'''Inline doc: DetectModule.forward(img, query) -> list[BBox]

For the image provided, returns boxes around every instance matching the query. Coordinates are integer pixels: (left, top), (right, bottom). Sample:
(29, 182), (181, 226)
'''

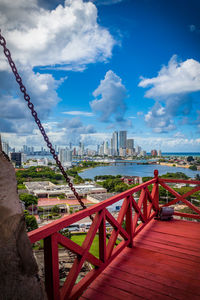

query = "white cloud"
(90, 70), (128, 124)
(62, 110), (94, 116)
(139, 55), (200, 97)
(130, 135), (200, 152)
(0, 66), (64, 133)
(0, 0), (116, 136)
(0, 0), (115, 71)
(56, 117), (96, 144)
(144, 102), (176, 133)
(173, 132), (186, 138)
(80, 132), (111, 147)
(139, 55), (200, 133)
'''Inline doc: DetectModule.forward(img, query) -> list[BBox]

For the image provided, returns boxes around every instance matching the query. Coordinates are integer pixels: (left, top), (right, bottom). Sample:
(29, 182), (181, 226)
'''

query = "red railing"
(28, 170), (200, 300)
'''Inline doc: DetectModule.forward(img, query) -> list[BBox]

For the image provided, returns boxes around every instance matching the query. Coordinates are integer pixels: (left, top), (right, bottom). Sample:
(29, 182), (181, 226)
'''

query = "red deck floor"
(80, 219), (200, 300)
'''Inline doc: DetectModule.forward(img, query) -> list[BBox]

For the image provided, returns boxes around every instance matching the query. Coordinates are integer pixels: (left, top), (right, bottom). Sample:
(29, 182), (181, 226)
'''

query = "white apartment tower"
(111, 131), (118, 156)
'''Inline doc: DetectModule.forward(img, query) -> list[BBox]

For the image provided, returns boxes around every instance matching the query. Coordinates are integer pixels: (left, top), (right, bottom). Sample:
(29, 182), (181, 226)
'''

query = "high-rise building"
(135, 145), (142, 154)
(103, 141), (109, 155)
(10, 152), (22, 167)
(151, 149), (158, 157)
(127, 139), (134, 150)
(59, 148), (66, 164)
(72, 147), (76, 156)
(112, 131), (118, 156)
(119, 147), (126, 157)
(59, 148), (72, 164)
(99, 144), (104, 156)
(66, 149), (72, 162)
(119, 131), (127, 149)
(2, 141), (9, 155)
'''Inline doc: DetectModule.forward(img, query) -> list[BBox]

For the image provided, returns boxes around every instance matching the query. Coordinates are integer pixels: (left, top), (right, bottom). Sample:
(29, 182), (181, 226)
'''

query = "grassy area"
(71, 233), (121, 258)
(71, 234), (100, 258)
(33, 232), (121, 256)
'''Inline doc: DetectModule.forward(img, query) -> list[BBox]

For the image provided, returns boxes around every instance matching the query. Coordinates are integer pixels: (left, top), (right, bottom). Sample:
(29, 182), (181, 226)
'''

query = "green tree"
(161, 172), (189, 180)
(51, 205), (59, 214)
(187, 156), (194, 162)
(189, 165), (197, 171)
(24, 211), (38, 232)
(114, 183), (128, 193)
(19, 194), (38, 208)
(60, 228), (71, 239)
(142, 177), (153, 183)
(195, 174), (200, 180)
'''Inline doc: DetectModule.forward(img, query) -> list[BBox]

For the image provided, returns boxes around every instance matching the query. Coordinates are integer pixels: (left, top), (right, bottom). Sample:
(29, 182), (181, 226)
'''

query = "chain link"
(0, 30), (92, 217)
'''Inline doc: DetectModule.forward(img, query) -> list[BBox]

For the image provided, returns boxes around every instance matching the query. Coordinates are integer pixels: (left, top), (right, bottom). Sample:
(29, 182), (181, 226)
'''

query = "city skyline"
(0, 0), (200, 152)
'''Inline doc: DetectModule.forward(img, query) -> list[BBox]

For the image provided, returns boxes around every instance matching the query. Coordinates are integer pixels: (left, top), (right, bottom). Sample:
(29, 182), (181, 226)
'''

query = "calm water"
(80, 163), (200, 179)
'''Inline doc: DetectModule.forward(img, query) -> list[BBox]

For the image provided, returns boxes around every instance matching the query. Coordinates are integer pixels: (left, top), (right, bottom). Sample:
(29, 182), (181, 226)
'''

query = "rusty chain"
(0, 30), (92, 216)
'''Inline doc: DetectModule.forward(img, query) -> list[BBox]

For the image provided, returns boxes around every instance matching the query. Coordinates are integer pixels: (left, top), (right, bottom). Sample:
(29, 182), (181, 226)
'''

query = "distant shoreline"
(159, 162), (191, 169)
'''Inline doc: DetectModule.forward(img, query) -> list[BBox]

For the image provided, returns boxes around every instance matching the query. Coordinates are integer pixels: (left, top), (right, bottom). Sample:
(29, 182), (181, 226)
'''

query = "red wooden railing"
(28, 170), (200, 300)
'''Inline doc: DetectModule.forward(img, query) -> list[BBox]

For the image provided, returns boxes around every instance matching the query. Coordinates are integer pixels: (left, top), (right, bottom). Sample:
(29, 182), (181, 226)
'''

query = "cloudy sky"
(0, 0), (200, 152)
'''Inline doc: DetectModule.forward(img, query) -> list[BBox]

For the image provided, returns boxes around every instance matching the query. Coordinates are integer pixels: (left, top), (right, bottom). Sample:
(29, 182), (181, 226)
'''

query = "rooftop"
(38, 198), (93, 207)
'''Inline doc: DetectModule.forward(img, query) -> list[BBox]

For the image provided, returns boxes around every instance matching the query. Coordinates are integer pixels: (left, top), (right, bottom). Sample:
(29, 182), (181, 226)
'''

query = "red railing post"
(152, 170), (159, 212)
(126, 196), (133, 248)
(99, 209), (106, 262)
(44, 234), (60, 300)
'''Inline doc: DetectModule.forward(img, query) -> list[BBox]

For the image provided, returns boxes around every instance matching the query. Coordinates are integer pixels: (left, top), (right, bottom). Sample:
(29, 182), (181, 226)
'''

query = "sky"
(0, 0), (200, 152)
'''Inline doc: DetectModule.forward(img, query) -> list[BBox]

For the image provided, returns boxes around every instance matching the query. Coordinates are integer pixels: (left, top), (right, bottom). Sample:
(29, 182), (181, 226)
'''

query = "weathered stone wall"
(0, 151), (46, 300)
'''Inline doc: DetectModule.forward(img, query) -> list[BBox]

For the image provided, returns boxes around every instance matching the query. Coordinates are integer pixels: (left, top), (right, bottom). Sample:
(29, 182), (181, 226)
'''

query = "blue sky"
(0, 0), (200, 151)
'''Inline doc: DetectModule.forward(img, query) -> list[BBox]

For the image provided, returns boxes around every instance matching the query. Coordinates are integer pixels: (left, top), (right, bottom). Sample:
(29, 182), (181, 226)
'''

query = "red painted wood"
(104, 266), (199, 300)
(106, 209), (129, 259)
(125, 196), (133, 247)
(88, 273), (172, 300)
(80, 287), (115, 300)
(146, 187), (158, 211)
(134, 230), (200, 253)
(159, 181), (200, 211)
(81, 218), (200, 299)
(61, 211), (104, 298)
(159, 178), (200, 185)
(44, 234), (60, 300)
(28, 178), (157, 243)
(147, 202), (153, 218)
(69, 240), (130, 300)
(26, 173), (200, 299)
(107, 262), (200, 298)
(99, 209), (106, 262)
(131, 195), (146, 223)
(143, 188), (147, 220)
(126, 246), (200, 277)
(55, 232), (101, 267)
(134, 211), (156, 237)
(151, 181), (159, 210)
(174, 211), (200, 219)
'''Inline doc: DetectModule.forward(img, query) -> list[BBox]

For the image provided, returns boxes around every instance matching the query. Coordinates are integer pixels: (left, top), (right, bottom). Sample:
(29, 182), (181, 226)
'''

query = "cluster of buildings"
(23, 181), (109, 216)
(97, 131), (147, 157)
(0, 132), (163, 168)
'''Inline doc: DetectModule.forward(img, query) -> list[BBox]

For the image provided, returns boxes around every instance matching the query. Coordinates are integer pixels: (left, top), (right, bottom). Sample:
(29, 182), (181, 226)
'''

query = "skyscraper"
(127, 139), (134, 150)
(119, 131), (127, 149)
(10, 152), (22, 167)
(111, 131), (118, 156)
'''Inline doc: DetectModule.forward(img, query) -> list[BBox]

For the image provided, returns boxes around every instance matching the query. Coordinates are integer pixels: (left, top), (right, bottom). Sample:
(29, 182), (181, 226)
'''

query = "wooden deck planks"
(81, 219), (200, 299)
